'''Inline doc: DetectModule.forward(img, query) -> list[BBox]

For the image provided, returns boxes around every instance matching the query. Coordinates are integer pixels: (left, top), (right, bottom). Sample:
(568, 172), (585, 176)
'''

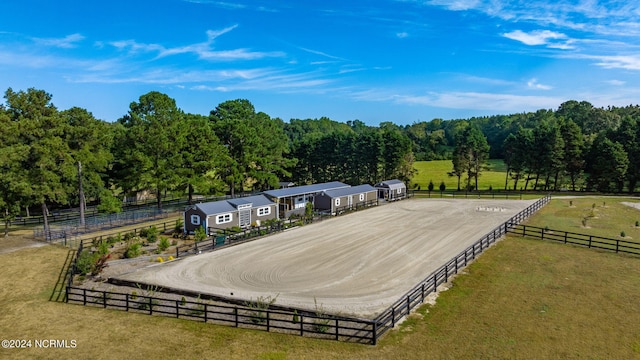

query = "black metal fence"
(507, 224), (640, 256)
(64, 194), (551, 345)
(416, 190), (524, 199)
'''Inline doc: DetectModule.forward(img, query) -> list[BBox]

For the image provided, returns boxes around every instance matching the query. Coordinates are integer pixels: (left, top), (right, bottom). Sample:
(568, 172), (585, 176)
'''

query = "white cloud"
(606, 79), (626, 86)
(589, 54), (640, 71)
(110, 26), (285, 61)
(33, 33), (85, 48)
(396, 32), (409, 38)
(527, 78), (552, 90)
(502, 30), (572, 48)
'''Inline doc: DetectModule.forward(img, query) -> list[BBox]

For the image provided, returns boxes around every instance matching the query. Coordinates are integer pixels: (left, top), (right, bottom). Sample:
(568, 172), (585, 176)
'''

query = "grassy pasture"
(412, 159), (508, 191)
(1, 198), (640, 359)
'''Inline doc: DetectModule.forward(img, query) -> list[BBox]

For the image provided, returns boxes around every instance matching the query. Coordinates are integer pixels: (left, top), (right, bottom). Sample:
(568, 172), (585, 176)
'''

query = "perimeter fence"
(507, 224), (640, 256)
(64, 194), (551, 345)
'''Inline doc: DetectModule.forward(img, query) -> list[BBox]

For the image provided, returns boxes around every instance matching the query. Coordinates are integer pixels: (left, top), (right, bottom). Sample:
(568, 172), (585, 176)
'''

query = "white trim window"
(397, 188), (403, 194)
(216, 213), (232, 224)
(190, 214), (201, 225)
(257, 206), (271, 216)
(335, 198), (341, 206)
(359, 193), (365, 202)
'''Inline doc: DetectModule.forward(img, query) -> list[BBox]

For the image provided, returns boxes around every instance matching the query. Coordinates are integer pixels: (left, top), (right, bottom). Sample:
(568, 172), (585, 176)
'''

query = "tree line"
(0, 88), (414, 235)
(405, 100), (640, 193)
(3, 87), (640, 236)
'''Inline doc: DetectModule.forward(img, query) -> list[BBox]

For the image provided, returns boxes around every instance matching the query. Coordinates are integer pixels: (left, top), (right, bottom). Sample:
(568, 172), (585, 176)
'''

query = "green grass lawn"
(412, 159), (508, 191)
(523, 197), (640, 241)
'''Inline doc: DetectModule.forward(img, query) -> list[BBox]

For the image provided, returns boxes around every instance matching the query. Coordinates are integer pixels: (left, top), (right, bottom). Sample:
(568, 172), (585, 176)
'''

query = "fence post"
(103, 291), (107, 308)
(391, 307), (395, 327)
(541, 227), (544, 240)
(372, 321), (377, 345)
(522, 225), (526, 237)
(564, 232), (568, 244)
(335, 319), (339, 340)
(149, 297), (153, 315)
(266, 311), (270, 331)
(176, 301), (180, 318)
(83, 288), (87, 305)
(234, 308), (238, 327)
(126, 293), (129, 311)
(300, 314), (304, 336)
(616, 240), (619, 253)
(445, 264), (448, 283)
(588, 236), (592, 248)
(407, 295), (411, 314)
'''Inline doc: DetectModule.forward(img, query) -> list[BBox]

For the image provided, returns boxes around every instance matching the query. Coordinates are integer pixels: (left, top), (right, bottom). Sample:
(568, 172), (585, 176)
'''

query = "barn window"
(216, 213), (232, 224)
(397, 188), (402, 194)
(335, 198), (340, 206)
(190, 214), (200, 225)
(359, 193), (365, 202)
(257, 207), (271, 216)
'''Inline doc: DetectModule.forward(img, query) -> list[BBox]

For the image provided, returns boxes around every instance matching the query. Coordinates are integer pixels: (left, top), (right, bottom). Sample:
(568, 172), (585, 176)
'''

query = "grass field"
(1, 198), (640, 359)
(412, 159), (508, 191)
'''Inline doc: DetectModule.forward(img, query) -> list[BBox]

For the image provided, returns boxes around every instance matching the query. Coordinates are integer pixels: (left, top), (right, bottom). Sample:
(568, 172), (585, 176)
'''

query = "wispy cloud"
(299, 47), (347, 61)
(351, 87), (563, 112)
(527, 78), (552, 90)
(606, 79), (626, 86)
(502, 30), (573, 49)
(33, 33), (85, 48)
(110, 26), (285, 61)
(396, 32), (409, 38)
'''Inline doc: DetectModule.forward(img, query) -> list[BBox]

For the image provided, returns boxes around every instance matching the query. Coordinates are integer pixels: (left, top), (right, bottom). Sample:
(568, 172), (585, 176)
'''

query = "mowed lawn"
(413, 159), (508, 191)
(1, 201), (640, 359)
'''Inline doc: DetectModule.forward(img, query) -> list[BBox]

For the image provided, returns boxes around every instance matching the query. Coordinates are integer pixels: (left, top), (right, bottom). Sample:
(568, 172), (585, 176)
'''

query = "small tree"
(194, 226), (207, 242)
(428, 180), (434, 197)
(439, 181), (446, 196)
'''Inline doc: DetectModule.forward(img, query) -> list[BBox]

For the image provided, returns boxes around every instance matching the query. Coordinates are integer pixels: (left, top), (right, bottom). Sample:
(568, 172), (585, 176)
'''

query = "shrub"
(180, 296), (187, 306)
(124, 242), (142, 259)
(138, 228), (149, 238)
(157, 236), (170, 252)
(168, 256), (174, 261)
(123, 232), (136, 241)
(313, 298), (330, 333)
(146, 226), (159, 243)
(636, 221), (639, 227)
(194, 226), (207, 242)
(75, 250), (95, 275)
(621, 231), (626, 238)
(174, 219), (183, 233)
(156, 257), (164, 263)
(245, 294), (278, 324)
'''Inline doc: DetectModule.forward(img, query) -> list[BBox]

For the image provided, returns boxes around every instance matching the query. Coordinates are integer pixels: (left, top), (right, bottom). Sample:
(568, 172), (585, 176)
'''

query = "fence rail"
(65, 286), (377, 344)
(507, 224), (640, 256)
(64, 194), (551, 345)
(371, 194), (551, 341)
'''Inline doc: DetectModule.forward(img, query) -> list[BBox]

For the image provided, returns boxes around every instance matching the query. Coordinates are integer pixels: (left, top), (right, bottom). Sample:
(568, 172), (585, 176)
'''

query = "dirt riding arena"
(115, 198), (536, 318)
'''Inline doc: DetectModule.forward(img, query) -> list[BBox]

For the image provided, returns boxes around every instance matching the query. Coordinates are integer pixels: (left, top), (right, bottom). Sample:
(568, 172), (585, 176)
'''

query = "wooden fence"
(65, 194), (551, 345)
(65, 286), (377, 344)
(507, 224), (640, 256)
(371, 194), (551, 341)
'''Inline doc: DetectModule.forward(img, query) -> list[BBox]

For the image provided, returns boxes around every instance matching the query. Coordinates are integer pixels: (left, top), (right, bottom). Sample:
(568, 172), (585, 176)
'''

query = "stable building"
(375, 179), (407, 201)
(263, 181), (350, 219)
(183, 194), (277, 235)
(315, 184), (378, 215)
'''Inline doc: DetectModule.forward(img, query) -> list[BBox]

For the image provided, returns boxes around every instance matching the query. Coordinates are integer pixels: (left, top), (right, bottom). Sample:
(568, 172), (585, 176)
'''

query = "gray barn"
(183, 194), (277, 235)
(375, 179), (407, 201)
(263, 181), (350, 218)
(315, 184), (378, 215)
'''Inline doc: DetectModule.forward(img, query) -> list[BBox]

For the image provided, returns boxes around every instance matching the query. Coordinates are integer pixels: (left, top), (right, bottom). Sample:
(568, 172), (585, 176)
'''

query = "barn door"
(239, 209), (251, 228)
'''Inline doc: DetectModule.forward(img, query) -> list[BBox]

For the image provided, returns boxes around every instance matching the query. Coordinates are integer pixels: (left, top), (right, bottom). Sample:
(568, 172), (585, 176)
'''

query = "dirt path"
(115, 198), (536, 318)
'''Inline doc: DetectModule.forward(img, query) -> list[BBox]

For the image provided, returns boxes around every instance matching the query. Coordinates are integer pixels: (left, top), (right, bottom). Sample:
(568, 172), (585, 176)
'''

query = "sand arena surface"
(116, 198), (537, 318)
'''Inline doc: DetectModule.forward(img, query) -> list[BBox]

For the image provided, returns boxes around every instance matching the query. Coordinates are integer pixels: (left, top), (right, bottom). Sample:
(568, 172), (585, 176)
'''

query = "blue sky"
(1, 1), (639, 125)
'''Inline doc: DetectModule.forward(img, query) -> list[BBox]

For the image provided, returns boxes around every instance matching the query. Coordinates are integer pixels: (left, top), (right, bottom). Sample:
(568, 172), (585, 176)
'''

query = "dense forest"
(2, 87), (640, 232)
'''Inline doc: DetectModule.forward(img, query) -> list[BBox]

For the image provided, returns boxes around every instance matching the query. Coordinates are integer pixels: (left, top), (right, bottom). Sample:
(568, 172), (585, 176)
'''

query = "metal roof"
(195, 194), (274, 215)
(321, 184), (376, 198)
(263, 181), (350, 198)
(375, 179), (406, 190)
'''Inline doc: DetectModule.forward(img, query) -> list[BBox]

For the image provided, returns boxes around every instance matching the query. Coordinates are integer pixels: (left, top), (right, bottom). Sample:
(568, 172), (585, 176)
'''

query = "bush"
(194, 226), (207, 242)
(138, 228), (149, 238)
(124, 242), (142, 258)
(157, 236), (170, 252)
(75, 250), (95, 275)
(174, 219), (183, 233)
(621, 231), (626, 238)
(146, 226), (159, 243)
